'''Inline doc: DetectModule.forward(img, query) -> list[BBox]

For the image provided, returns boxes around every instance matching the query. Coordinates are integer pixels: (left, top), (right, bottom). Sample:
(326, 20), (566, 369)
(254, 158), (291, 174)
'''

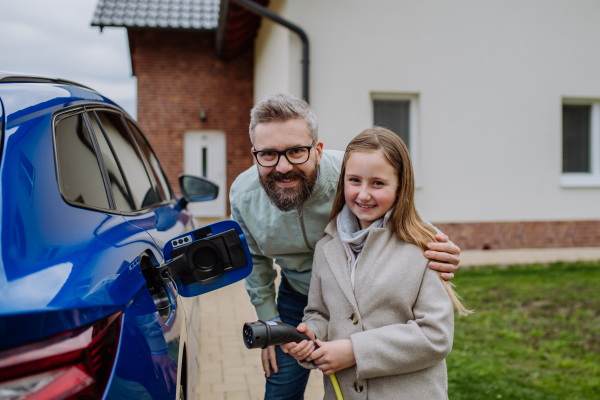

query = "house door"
(184, 131), (226, 217)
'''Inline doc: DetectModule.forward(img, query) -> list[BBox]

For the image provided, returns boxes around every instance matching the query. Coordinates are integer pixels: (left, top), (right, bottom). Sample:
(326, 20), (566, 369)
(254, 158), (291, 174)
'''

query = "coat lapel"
(323, 237), (359, 311)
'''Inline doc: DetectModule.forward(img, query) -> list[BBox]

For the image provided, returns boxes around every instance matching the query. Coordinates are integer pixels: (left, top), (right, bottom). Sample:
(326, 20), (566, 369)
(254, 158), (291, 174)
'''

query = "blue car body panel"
(123, 205), (188, 260)
(0, 80), (251, 400)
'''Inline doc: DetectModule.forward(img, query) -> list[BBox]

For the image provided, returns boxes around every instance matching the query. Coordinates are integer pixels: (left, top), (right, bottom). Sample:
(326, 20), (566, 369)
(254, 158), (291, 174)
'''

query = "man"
(230, 94), (460, 399)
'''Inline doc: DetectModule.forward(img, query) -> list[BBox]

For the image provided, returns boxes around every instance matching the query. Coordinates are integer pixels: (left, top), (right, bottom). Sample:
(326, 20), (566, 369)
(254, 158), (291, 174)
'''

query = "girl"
(282, 127), (470, 399)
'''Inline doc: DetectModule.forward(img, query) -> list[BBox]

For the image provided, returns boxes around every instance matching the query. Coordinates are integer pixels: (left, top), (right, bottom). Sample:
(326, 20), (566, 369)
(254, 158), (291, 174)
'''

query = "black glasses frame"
(252, 139), (317, 167)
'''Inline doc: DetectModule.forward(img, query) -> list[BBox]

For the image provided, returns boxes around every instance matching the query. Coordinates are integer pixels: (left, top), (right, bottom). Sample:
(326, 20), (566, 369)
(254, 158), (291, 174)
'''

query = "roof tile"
(91, 0), (220, 30)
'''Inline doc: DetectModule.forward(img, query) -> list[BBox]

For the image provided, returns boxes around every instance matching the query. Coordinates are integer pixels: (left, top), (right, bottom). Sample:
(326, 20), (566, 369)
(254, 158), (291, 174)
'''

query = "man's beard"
(259, 160), (319, 212)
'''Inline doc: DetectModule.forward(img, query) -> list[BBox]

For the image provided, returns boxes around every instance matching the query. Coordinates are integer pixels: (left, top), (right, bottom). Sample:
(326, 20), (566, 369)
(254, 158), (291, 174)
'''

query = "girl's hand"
(310, 339), (356, 375)
(280, 339), (315, 361)
(280, 323), (317, 361)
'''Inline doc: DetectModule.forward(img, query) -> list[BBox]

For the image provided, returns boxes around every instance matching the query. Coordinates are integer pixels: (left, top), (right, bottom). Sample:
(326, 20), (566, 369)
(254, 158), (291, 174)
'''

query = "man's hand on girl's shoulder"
(425, 233), (460, 281)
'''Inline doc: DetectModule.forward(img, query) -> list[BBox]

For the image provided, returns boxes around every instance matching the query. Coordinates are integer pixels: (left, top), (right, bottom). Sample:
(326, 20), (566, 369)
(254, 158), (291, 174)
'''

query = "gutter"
(216, 0), (310, 103)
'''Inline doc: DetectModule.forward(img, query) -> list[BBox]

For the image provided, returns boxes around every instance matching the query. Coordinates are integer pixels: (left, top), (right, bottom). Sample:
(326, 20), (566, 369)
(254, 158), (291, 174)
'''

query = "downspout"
(217, 0), (310, 103)
(215, 0), (231, 59)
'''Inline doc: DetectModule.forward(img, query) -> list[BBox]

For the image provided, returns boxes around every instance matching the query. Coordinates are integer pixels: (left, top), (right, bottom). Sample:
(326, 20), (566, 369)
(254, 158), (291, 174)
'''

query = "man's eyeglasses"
(252, 139), (317, 168)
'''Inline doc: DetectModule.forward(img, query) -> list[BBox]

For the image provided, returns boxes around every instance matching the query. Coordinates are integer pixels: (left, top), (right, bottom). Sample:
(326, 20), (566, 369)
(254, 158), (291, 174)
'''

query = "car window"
(87, 112), (134, 212)
(126, 120), (172, 202)
(95, 111), (158, 209)
(55, 113), (110, 209)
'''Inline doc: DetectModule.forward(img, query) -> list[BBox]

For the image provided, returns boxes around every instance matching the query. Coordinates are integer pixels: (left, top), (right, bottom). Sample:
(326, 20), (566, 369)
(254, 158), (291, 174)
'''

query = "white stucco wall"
(254, 0), (600, 223)
(254, 0), (289, 103)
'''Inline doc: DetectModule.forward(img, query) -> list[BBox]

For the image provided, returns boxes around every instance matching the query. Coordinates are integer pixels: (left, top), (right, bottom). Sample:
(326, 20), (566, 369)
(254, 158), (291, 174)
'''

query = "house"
(91, 0), (600, 250)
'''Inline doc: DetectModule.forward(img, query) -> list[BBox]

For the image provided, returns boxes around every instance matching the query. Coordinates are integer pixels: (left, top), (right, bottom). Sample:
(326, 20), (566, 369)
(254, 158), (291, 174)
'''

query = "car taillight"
(0, 312), (122, 400)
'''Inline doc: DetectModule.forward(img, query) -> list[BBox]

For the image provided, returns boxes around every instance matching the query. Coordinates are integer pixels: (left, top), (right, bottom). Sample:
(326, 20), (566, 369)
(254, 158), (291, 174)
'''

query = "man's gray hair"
(249, 93), (318, 145)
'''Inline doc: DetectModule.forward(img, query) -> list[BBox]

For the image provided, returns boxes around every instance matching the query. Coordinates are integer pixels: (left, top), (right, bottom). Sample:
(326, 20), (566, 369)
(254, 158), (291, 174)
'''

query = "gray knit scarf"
(337, 204), (384, 288)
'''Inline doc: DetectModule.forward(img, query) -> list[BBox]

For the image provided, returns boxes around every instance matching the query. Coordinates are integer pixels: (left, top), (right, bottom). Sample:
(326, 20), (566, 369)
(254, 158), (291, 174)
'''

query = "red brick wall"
(128, 29), (255, 213)
(435, 220), (600, 250)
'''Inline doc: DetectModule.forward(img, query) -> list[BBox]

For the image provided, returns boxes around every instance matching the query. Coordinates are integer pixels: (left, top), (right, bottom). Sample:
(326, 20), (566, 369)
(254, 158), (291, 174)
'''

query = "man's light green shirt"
(229, 150), (344, 321)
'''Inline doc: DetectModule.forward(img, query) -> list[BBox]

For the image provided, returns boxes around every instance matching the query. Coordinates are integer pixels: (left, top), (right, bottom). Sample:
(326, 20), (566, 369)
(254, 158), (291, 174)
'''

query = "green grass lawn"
(447, 260), (600, 400)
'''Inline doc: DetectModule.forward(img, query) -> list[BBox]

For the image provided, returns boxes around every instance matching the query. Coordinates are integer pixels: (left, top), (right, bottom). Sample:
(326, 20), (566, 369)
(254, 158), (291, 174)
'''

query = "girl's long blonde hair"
(329, 127), (472, 316)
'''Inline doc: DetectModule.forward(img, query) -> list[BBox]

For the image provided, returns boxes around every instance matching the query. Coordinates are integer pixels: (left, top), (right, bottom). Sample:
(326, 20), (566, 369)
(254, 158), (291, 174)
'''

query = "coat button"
(354, 380), (363, 392)
(349, 313), (359, 324)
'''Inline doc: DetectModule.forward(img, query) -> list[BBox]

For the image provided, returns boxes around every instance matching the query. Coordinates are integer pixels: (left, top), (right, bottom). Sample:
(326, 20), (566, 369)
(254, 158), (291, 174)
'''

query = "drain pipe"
(229, 0), (310, 103)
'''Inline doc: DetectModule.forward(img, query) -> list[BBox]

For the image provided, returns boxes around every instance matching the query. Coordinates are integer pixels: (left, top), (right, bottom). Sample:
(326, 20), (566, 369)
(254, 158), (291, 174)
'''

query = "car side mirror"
(178, 174), (219, 208)
(149, 220), (253, 297)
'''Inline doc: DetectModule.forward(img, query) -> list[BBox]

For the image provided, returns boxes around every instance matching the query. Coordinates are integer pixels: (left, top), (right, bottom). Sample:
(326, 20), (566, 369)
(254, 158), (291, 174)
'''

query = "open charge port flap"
(155, 220), (253, 297)
(164, 229), (248, 286)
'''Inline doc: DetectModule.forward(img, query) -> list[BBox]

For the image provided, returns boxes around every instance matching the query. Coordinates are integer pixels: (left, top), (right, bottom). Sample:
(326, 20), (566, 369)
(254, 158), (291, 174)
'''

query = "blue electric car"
(0, 73), (252, 400)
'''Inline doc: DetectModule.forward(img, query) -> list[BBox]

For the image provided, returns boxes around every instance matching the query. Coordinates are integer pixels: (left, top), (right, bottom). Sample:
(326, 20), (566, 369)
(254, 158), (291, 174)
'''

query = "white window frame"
(371, 93), (421, 188)
(561, 99), (600, 188)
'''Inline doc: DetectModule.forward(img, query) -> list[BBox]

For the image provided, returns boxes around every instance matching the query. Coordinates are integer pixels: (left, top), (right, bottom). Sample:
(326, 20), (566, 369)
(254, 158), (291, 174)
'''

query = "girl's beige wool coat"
(300, 214), (454, 400)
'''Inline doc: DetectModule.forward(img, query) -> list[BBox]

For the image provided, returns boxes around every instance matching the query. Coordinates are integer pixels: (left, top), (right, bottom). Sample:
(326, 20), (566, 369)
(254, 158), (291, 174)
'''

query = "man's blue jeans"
(264, 275), (311, 400)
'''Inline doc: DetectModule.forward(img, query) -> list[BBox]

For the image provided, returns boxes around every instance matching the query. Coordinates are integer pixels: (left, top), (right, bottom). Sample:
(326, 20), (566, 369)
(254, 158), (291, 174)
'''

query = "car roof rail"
(0, 72), (97, 92)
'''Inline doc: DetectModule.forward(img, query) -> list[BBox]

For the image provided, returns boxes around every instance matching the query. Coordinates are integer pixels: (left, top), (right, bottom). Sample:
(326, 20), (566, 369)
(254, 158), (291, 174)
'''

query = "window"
(94, 111), (158, 209)
(55, 113), (110, 209)
(125, 120), (172, 202)
(373, 99), (411, 149)
(372, 94), (420, 185)
(561, 100), (600, 187)
(87, 112), (134, 211)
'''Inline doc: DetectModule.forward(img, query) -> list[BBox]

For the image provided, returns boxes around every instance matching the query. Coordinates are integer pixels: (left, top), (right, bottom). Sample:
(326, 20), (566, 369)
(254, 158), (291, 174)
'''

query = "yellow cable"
(329, 373), (344, 400)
